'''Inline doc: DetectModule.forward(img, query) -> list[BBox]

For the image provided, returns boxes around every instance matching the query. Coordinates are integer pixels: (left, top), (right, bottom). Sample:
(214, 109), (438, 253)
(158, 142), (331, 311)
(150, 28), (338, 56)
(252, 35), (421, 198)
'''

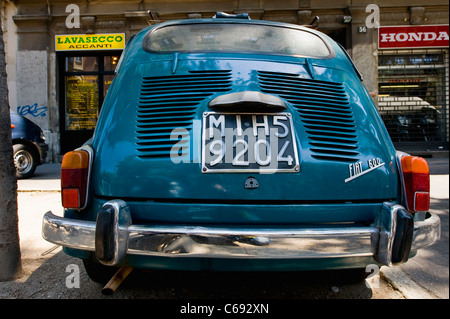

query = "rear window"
(143, 23), (332, 58)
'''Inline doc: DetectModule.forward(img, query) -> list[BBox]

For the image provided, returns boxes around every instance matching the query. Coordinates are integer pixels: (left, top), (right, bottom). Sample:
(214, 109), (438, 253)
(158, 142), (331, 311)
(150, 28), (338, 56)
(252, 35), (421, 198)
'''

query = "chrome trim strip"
(94, 200), (132, 266)
(73, 144), (94, 211)
(373, 202), (401, 266)
(411, 212), (441, 251)
(42, 212), (96, 251)
(208, 91), (287, 110)
(126, 224), (377, 259)
(42, 201), (441, 267)
(43, 211), (375, 260)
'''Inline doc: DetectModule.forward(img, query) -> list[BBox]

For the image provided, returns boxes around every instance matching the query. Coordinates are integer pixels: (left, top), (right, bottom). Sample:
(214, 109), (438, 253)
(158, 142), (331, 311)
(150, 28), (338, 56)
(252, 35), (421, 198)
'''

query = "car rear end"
(42, 18), (440, 276)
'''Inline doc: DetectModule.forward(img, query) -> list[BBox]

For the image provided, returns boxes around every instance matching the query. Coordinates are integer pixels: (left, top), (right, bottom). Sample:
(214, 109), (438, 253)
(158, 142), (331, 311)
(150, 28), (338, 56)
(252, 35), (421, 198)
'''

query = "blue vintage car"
(43, 14), (440, 283)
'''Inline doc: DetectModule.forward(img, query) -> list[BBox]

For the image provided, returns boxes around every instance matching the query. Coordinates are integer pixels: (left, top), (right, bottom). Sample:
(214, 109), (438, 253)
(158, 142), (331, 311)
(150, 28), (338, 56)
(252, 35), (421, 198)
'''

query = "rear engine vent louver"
(136, 70), (232, 159)
(258, 71), (359, 162)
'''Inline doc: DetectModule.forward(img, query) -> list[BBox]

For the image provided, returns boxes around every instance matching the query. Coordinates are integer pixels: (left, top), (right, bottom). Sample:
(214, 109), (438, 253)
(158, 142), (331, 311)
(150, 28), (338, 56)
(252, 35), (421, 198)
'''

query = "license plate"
(202, 112), (299, 173)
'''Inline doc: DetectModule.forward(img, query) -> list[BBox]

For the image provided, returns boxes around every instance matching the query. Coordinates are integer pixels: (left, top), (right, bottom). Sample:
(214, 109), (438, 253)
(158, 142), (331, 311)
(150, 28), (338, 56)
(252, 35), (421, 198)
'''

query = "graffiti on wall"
(17, 103), (48, 117)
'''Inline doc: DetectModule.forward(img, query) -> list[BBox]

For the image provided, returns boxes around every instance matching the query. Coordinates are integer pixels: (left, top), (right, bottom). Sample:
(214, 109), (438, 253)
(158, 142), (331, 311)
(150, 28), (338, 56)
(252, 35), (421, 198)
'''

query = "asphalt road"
(1, 158), (448, 302)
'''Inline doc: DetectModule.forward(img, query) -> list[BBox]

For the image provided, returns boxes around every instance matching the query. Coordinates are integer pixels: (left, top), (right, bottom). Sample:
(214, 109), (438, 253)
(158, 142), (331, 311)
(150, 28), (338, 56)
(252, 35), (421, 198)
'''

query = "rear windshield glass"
(144, 23), (331, 58)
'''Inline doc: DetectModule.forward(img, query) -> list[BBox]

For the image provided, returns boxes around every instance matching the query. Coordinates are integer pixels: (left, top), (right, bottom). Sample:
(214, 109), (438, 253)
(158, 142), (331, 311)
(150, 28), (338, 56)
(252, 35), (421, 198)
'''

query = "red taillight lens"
(61, 150), (90, 209)
(400, 156), (430, 212)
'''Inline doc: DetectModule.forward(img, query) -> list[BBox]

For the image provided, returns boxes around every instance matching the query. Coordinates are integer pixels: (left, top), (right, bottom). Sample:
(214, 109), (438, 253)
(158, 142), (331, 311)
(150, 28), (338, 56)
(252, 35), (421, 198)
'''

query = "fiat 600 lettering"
(42, 13), (440, 283)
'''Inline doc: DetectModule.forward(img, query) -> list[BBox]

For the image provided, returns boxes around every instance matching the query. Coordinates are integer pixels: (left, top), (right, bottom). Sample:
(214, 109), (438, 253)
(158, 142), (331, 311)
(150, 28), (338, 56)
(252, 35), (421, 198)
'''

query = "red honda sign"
(378, 25), (449, 49)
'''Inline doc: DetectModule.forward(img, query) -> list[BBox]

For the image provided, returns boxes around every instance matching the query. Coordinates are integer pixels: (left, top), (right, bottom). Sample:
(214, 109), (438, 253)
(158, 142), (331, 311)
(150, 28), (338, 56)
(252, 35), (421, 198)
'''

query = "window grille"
(378, 49), (448, 145)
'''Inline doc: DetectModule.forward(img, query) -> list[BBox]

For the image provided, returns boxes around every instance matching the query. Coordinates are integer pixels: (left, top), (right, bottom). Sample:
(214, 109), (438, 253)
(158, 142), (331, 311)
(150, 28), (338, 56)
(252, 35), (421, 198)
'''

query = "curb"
(380, 266), (438, 299)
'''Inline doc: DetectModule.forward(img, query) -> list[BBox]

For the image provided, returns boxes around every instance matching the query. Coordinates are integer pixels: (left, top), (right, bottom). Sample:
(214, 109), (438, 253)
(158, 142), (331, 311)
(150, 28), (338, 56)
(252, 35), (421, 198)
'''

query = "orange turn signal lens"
(400, 156), (429, 174)
(62, 150), (89, 169)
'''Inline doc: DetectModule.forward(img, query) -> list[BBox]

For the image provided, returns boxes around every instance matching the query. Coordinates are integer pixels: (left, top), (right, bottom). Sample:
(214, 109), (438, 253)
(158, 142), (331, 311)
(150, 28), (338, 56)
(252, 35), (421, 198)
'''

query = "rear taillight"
(61, 148), (92, 209)
(399, 155), (430, 212)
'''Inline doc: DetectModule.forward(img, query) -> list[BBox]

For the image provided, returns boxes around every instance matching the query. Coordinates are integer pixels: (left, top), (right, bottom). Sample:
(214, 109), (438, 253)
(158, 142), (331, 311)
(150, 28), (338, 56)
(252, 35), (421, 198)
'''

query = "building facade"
(2, 0), (448, 162)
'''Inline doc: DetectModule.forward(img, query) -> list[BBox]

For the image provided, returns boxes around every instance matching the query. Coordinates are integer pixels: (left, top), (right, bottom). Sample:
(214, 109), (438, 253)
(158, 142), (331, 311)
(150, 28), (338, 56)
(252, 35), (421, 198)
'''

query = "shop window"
(378, 49), (448, 144)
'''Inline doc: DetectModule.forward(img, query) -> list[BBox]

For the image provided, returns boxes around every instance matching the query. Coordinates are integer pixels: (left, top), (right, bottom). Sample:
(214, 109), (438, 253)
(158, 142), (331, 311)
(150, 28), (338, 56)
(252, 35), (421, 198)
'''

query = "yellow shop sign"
(55, 34), (125, 51)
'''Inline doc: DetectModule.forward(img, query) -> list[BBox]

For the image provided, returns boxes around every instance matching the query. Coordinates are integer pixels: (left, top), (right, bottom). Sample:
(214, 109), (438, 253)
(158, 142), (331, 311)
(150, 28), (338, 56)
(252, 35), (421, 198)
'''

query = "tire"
(13, 144), (37, 179)
(82, 258), (119, 284)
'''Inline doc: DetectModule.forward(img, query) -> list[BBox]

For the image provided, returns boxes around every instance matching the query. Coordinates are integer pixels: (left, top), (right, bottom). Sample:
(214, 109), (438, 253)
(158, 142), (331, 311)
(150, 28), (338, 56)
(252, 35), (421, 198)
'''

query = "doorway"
(58, 51), (121, 154)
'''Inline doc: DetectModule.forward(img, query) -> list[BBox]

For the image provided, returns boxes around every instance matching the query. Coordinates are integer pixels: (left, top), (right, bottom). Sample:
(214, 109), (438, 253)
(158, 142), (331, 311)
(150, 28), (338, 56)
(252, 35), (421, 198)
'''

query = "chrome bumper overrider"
(42, 200), (441, 267)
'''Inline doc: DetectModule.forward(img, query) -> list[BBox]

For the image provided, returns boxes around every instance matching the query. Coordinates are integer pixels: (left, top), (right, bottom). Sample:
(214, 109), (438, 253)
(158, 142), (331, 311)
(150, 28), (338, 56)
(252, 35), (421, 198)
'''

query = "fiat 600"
(43, 13), (440, 283)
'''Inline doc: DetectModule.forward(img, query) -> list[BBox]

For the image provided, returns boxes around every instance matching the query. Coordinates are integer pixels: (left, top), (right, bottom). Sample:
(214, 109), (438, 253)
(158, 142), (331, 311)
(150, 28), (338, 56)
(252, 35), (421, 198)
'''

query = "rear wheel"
(13, 144), (37, 179)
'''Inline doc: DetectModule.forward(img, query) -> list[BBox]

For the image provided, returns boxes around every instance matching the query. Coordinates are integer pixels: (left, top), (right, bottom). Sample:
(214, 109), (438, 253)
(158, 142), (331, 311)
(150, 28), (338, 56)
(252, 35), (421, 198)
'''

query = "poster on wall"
(378, 25), (449, 49)
(65, 75), (99, 130)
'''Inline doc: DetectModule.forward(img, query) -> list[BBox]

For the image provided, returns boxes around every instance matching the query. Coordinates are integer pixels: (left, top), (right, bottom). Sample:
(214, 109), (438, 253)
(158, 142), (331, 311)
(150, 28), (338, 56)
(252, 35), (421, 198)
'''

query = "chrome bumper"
(42, 200), (440, 267)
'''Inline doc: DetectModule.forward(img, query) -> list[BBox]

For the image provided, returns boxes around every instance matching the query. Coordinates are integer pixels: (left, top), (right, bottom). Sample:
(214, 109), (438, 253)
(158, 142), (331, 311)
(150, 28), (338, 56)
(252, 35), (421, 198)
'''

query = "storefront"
(54, 34), (124, 153)
(3, 1), (448, 162)
(377, 25), (449, 149)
